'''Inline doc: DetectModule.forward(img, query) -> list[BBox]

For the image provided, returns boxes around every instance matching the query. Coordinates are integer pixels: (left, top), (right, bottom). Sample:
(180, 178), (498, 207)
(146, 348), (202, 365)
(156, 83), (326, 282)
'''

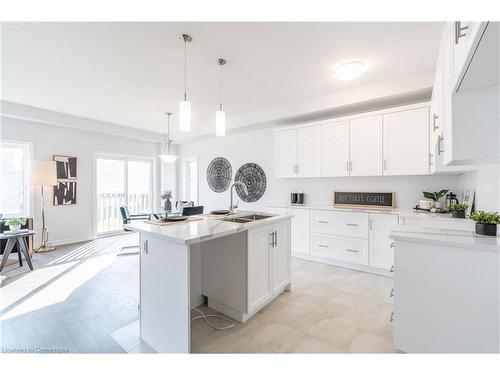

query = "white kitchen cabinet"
(311, 210), (368, 238)
(297, 126), (321, 177)
(247, 221), (290, 314)
(452, 21), (481, 88)
(275, 129), (297, 178)
(369, 213), (398, 271)
(349, 115), (383, 176)
(271, 220), (291, 294)
(311, 233), (368, 265)
(289, 207), (310, 255)
(321, 120), (350, 176)
(401, 216), (474, 231)
(247, 225), (273, 312)
(383, 108), (429, 176)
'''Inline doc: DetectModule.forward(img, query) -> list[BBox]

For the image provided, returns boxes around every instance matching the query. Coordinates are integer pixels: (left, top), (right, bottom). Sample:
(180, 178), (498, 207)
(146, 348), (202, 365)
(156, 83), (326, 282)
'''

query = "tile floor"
(1, 234), (397, 354)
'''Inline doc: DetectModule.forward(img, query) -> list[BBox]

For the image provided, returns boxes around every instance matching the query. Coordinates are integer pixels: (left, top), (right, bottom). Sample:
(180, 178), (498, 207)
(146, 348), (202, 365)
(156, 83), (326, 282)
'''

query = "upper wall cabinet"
(275, 103), (430, 178)
(322, 120), (350, 177)
(350, 115), (383, 176)
(383, 108), (429, 176)
(275, 126), (321, 178)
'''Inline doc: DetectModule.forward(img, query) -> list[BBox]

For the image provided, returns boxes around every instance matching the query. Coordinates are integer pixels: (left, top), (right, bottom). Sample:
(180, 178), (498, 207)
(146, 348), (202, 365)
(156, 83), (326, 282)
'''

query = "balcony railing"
(96, 193), (151, 233)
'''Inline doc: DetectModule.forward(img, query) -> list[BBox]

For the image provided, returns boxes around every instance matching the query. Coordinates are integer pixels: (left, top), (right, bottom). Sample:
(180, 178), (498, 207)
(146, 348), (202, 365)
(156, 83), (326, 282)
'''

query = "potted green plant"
(470, 211), (500, 236)
(448, 203), (468, 218)
(5, 217), (27, 232)
(423, 189), (449, 209)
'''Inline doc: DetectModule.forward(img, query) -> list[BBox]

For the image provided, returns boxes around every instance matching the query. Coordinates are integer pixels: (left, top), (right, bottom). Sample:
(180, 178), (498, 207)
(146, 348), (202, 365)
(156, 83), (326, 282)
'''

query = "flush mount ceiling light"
(215, 58), (227, 137)
(179, 34), (192, 132)
(158, 112), (178, 163)
(333, 60), (366, 80)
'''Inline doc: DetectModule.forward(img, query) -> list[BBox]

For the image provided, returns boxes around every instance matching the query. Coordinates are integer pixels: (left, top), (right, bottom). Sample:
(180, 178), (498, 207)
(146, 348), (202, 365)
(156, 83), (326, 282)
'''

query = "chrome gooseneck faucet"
(229, 181), (248, 214)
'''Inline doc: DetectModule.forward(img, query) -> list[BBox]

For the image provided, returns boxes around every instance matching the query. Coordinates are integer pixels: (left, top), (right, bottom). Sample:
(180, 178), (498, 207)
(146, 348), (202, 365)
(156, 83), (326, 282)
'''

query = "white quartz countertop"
(389, 224), (500, 252)
(269, 203), (474, 222)
(124, 211), (293, 245)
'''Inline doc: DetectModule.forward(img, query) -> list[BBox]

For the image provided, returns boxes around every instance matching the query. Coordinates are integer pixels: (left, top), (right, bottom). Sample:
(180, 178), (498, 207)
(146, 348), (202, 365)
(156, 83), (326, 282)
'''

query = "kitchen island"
(125, 212), (292, 353)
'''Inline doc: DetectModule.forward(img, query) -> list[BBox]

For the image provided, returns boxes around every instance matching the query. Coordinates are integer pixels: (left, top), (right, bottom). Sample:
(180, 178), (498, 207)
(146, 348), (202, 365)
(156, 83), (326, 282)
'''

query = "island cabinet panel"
(247, 225), (273, 313)
(271, 220), (291, 295)
(139, 233), (190, 353)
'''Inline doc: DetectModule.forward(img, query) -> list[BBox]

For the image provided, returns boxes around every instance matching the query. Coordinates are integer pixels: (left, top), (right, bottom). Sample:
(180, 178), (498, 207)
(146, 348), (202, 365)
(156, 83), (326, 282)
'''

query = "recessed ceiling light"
(333, 60), (366, 80)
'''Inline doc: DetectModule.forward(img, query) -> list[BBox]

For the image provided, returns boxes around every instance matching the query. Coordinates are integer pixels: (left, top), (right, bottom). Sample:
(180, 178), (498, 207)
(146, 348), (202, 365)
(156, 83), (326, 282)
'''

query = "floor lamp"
(32, 160), (57, 253)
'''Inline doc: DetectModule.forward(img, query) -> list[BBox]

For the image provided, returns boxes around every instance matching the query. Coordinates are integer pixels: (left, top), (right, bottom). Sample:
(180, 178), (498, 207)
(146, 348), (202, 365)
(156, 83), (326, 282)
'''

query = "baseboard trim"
(33, 235), (93, 249)
(292, 252), (392, 277)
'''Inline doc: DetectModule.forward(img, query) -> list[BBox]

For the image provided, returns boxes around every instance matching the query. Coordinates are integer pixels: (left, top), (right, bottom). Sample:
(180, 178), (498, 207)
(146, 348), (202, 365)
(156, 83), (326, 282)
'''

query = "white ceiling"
(1, 22), (442, 141)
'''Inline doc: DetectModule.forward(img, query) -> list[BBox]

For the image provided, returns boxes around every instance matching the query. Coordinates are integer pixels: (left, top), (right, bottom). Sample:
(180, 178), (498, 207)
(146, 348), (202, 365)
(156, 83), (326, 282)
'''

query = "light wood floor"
(1, 234), (396, 353)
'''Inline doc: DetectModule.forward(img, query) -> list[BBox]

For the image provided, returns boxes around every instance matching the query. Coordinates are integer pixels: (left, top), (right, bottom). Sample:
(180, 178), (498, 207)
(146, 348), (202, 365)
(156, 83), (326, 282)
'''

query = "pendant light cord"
(184, 39), (187, 101)
(219, 63), (223, 111)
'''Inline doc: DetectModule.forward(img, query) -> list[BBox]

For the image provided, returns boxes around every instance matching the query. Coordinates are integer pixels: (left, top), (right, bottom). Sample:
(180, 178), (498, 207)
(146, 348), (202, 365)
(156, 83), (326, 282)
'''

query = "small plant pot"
(475, 223), (497, 236)
(9, 224), (21, 232)
(452, 211), (466, 218)
(433, 201), (441, 209)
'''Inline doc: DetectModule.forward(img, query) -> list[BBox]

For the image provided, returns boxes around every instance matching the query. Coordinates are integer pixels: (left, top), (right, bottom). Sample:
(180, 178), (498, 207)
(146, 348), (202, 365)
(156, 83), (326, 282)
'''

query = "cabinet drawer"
(312, 234), (368, 265)
(311, 210), (368, 238)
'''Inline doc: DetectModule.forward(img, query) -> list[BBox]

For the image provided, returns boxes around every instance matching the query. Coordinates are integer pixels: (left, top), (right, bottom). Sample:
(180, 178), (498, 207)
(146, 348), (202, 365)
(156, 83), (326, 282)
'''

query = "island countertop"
(389, 224), (500, 252)
(124, 211), (293, 245)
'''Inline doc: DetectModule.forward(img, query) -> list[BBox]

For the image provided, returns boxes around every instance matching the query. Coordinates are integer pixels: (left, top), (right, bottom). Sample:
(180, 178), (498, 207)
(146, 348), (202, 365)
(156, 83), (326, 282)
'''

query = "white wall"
(178, 127), (461, 213)
(459, 165), (500, 212)
(1, 116), (163, 246)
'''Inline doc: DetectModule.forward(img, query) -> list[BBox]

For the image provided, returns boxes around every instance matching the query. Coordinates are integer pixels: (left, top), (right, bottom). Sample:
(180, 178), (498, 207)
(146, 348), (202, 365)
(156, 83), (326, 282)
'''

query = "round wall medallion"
(234, 163), (267, 202)
(206, 157), (232, 193)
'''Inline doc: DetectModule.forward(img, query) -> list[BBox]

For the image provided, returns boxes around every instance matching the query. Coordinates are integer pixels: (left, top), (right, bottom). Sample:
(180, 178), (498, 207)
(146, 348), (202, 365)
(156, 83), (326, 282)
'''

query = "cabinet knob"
(390, 265), (394, 273)
(390, 288), (394, 297)
(143, 240), (149, 255)
(390, 311), (394, 323)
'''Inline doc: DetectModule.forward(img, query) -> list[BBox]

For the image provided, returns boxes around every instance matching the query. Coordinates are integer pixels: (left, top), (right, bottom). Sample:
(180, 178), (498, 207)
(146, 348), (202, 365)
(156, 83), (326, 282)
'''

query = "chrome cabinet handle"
(383, 159), (387, 170)
(455, 21), (468, 44)
(345, 248), (359, 253)
(295, 164), (299, 174)
(318, 244), (329, 248)
(346, 223), (359, 227)
(274, 230), (277, 247)
(390, 288), (394, 297)
(318, 220), (329, 224)
(270, 232), (275, 247)
(429, 153), (434, 167)
(433, 113), (439, 131)
(390, 311), (394, 323)
(346, 161), (349, 172)
(390, 265), (394, 273)
(390, 242), (395, 248)
(369, 219), (373, 231)
(437, 135), (444, 155)
(143, 240), (148, 255)
(349, 161), (352, 171)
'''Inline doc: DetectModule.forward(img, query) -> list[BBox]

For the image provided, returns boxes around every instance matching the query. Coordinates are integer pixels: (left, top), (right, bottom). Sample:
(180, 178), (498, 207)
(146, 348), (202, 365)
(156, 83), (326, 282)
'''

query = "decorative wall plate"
(234, 163), (267, 202)
(206, 157), (232, 193)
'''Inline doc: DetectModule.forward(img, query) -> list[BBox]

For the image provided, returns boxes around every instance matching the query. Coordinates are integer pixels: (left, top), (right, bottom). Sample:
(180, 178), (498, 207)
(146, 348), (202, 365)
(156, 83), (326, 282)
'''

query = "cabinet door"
(247, 226), (273, 312)
(271, 221), (291, 295)
(297, 126), (321, 177)
(275, 129), (297, 178)
(349, 115), (383, 176)
(289, 208), (310, 255)
(383, 108), (430, 176)
(369, 213), (398, 271)
(322, 121), (350, 176)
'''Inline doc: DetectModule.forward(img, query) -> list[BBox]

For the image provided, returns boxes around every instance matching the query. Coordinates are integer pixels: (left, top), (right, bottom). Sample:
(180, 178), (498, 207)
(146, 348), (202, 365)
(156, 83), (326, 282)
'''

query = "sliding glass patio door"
(95, 155), (153, 234)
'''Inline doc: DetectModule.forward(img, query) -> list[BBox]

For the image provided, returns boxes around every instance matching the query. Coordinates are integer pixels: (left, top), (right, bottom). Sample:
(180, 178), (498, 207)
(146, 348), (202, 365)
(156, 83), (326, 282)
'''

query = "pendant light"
(179, 34), (192, 132)
(215, 58), (227, 136)
(158, 112), (178, 163)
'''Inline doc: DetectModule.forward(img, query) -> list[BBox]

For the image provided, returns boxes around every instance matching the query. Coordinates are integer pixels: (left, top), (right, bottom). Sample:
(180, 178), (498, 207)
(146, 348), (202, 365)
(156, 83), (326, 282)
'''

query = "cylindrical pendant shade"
(216, 110), (226, 137)
(32, 160), (57, 186)
(179, 100), (191, 132)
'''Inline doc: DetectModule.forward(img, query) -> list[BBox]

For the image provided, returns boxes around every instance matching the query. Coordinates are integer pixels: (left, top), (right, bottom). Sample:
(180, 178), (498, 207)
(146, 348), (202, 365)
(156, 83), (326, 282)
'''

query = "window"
(95, 154), (154, 234)
(182, 157), (198, 203)
(0, 140), (32, 217)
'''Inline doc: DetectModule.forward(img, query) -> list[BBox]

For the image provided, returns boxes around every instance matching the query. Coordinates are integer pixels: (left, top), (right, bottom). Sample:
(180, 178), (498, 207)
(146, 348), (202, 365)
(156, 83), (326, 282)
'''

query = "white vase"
(433, 201), (441, 209)
(9, 224), (21, 232)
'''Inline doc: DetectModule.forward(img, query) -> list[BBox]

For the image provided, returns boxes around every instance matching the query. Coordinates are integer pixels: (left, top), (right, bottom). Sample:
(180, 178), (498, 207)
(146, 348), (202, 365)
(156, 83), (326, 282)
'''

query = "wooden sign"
(333, 191), (395, 209)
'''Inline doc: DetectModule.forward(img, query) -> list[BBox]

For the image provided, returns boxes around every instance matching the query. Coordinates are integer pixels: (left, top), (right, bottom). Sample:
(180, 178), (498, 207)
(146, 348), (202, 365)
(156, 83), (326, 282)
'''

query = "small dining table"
(0, 230), (36, 272)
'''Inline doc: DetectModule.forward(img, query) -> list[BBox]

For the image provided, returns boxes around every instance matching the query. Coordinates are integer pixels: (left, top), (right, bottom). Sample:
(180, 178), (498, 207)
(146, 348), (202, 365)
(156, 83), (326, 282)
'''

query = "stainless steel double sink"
(218, 214), (273, 223)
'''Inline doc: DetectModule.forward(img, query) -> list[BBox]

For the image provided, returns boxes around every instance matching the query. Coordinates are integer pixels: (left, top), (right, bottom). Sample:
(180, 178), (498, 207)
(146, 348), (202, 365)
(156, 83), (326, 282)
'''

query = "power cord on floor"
(191, 307), (235, 330)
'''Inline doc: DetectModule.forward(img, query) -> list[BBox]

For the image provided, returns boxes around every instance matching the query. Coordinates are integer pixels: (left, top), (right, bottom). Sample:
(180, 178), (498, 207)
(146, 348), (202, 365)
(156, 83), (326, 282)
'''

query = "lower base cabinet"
(369, 213), (398, 271)
(311, 234), (368, 265)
